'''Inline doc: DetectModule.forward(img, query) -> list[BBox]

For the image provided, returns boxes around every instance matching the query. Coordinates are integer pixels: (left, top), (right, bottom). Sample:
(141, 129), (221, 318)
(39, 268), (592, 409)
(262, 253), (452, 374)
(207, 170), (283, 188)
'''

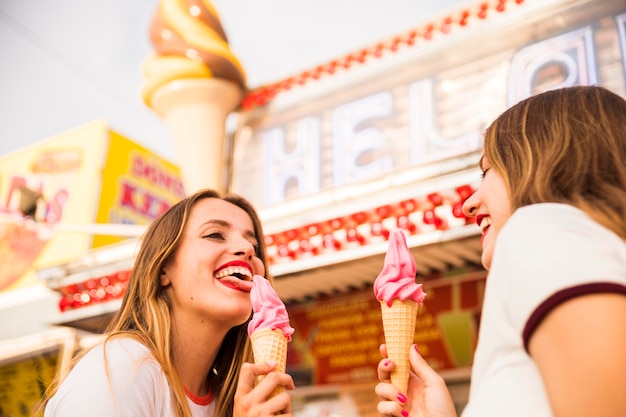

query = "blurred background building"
(0, 0), (624, 415)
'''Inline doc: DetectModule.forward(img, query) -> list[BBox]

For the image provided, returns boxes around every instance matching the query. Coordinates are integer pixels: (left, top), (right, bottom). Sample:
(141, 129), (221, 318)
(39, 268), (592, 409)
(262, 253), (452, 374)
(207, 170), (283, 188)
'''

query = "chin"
(237, 311), (252, 325)
(233, 307), (253, 326)
(481, 253), (492, 271)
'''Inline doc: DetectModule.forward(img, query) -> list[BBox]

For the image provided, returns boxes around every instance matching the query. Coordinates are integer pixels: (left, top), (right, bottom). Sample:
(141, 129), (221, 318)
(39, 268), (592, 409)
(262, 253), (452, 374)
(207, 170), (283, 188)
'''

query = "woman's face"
(161, 198), (265, 329)
(462, 157), (512, 270)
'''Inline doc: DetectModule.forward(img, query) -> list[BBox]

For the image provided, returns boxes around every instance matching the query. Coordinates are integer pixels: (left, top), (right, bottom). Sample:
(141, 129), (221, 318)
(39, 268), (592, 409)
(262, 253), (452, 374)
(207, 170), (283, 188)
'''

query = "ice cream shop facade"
(1, 0), (625, 415)
(229, 0), (626, 412)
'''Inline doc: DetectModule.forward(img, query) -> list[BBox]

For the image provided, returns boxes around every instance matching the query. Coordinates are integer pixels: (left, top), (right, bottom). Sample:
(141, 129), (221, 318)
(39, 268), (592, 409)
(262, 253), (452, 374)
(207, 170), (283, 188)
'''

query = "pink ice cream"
(374, 230), (426, 307)
(248, 275), (295, 341)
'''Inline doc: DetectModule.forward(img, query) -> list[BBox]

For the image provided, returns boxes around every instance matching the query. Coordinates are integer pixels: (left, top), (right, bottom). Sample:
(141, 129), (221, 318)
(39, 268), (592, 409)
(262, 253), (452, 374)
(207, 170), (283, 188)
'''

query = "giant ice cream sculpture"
(374, 230), (426, 394)
(248, 275), (295, 398)
(142, 0), (247, 194)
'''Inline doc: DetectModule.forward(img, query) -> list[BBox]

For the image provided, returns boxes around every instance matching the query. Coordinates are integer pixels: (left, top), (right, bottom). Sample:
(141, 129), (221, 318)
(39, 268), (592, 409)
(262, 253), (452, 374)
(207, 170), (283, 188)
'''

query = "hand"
(375, 344), (457, 417)
(234, 361), (295, 416)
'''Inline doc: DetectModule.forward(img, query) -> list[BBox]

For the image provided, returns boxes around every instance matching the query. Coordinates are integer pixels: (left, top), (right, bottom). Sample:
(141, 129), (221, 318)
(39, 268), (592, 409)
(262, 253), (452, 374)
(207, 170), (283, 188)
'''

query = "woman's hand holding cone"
(375, 343), (457, 417)
(235, 361), (294, 416)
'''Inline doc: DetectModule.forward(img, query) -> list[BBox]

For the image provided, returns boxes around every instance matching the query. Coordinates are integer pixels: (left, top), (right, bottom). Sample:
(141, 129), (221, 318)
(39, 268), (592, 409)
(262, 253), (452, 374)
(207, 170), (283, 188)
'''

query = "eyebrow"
(204, 219), (229, 228)
(478, 155), (485, 170)
(203, 219), (257, 240)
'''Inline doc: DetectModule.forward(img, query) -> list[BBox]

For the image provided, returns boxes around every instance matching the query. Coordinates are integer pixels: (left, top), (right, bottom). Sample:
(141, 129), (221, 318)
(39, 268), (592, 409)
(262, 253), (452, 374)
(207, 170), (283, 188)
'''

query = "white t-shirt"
(462, 204), (626, 417)
(45, 337), (216, 417)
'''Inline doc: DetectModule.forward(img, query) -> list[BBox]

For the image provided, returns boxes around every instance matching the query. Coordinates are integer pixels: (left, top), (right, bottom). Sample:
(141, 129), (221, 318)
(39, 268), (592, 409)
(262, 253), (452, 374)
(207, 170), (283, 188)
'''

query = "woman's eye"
(481, 168), (491, 179)
(203, 231), (225, 240)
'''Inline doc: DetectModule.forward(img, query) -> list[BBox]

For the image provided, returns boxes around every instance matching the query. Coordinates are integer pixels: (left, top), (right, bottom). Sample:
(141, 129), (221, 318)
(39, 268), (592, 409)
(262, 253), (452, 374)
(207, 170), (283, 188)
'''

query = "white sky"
(0, 0), (467, 160)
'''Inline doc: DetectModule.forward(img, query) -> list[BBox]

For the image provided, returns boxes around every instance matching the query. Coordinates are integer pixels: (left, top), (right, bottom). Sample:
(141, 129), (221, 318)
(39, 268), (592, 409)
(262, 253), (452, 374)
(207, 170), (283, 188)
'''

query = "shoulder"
(72, 336), (158, 375)
(45, 336), (171, 417)
(504, 203), (600, 235)
(86, 336), (164, 386)
(497, 203), (624, 267)
(101, 336), (155, 362)
(489, 203), (626, 328)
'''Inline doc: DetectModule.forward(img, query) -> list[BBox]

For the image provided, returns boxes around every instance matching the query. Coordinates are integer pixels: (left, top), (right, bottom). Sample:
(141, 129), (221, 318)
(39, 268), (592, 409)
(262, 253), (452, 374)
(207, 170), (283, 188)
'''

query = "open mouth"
(215, 266), (252, 281)
(214, 262), (254, 292)
(476, 215), (492, 235)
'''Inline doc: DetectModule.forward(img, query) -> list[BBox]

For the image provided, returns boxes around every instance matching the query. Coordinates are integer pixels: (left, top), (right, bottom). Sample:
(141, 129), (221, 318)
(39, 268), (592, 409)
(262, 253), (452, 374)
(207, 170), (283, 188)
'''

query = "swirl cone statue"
(141, 0), (247, 194)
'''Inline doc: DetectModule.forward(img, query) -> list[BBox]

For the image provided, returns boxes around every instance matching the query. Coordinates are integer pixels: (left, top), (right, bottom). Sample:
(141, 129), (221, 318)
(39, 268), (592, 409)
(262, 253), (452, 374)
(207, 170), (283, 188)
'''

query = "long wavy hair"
(40, 189), (270, 417)
(483, 85), (626, 239)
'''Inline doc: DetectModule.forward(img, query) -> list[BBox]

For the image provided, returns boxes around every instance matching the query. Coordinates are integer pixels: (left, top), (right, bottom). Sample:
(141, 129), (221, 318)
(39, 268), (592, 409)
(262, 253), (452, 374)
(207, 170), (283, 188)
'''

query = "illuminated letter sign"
(263, 117), (321, 204)
(508, 27), (598, 105)
(332, 92), (393, 185)
(409, 79), (482, 165)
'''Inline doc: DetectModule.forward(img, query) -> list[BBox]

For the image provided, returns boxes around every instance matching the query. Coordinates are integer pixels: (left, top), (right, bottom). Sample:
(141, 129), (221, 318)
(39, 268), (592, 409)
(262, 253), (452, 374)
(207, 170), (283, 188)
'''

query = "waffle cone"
(250, 328), (288, 398)
(381, 299), (418, 394)
(150, 78), (242, 194)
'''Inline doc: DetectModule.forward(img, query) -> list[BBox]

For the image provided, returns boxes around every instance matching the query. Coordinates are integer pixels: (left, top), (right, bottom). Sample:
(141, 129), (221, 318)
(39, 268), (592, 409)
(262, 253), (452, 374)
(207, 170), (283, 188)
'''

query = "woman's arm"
(530, 293), (626, 417)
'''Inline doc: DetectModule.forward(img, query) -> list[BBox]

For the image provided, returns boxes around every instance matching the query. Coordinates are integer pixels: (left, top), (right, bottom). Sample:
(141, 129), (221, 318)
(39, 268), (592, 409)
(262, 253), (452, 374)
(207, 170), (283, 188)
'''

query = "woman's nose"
(232, 238), (255, 259)
(462, 191), (479, 218)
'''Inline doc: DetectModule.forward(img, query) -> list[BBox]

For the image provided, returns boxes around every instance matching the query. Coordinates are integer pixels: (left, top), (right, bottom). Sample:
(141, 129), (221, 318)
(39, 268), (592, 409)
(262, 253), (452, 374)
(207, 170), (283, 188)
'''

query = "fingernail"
(383, 360), (391, 367)
(397, 393), (407, 403)
(402, 410), (409, 417)
(267, 360), (277, 367)
(414, 344), (419, 353)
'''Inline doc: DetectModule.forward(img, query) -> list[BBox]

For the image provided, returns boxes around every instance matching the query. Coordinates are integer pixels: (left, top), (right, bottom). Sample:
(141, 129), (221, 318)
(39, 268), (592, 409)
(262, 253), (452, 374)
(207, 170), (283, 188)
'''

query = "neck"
(170, 313), (229, 396)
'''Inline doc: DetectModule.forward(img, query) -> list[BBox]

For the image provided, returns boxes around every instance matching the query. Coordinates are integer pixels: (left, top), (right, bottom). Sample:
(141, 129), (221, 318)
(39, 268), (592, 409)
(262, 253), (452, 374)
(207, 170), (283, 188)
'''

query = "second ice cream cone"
(150, 78), (242, 195)
(250, 328), (288, 398)
(381, 299), (418, 394)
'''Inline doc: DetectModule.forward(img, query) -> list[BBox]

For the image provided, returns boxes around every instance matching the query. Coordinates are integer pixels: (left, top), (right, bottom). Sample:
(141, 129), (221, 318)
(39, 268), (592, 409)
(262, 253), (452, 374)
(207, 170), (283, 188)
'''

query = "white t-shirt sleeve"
(490, 204), (626, 344)
(45, 338), (171, 417)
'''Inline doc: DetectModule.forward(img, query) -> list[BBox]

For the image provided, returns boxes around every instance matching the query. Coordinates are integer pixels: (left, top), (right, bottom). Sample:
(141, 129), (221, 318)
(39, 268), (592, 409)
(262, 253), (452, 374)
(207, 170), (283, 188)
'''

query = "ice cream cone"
(150, 78), (242, 195)
(250, 328), (288, 398)
(381, 299), (418, 394)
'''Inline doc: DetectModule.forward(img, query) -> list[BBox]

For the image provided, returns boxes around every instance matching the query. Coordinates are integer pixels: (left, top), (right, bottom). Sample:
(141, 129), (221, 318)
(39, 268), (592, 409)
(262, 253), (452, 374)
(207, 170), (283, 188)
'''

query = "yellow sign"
(0, 120), (183, 291)
(92, 130), (184, 248)
(0, 351), (58, 417)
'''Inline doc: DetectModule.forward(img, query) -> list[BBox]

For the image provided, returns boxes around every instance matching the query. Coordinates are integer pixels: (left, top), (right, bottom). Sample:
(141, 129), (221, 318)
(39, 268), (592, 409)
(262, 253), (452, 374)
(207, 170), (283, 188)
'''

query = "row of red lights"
(56, 184), (476, 312)
(58, 270), (130, 312)
(241, 0), (524, 110)
(264, 184), (475, 264)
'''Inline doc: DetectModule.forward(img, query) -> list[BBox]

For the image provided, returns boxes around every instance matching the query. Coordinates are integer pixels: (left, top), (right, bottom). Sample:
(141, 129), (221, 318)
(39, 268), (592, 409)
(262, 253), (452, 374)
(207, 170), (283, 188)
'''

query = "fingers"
(237, 361), (276, 395)
(377, 353), (395, 382)
(375, 382), (406, 417)
(409, 344), (432, 381)
(263, 389), (293, 415)
(379, 343), (388, 358)
(235, 361), (294, 416)
(257, 372), (296, 396)
(238, 360), (294, 393)
(409, 344), (445, 388)
(376, 351), (407, 417)
(375, 380), (400, 401)
(377, 401), (406, 417)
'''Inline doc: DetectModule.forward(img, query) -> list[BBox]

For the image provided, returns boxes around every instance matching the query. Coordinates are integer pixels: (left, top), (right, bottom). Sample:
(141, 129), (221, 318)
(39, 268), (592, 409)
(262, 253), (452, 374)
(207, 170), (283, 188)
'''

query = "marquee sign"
(231, 0), (626, 211)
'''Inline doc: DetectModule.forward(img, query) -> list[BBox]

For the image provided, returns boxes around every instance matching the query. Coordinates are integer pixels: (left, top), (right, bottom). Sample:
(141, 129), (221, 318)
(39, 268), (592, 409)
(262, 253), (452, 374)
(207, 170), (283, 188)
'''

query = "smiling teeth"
(215, 267), (252, 281)
(480, 217), (492, 234)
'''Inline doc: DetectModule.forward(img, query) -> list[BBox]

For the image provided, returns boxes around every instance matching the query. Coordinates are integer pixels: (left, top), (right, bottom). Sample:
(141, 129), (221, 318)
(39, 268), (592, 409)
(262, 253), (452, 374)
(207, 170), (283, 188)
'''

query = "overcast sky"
(0, 0), (467, 160)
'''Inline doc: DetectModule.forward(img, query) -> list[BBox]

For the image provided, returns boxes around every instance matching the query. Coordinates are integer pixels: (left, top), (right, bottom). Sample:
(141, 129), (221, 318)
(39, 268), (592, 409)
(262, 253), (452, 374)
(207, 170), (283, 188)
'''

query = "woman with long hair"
(43, 189), (294, 417)
(376, 85), (626, 417)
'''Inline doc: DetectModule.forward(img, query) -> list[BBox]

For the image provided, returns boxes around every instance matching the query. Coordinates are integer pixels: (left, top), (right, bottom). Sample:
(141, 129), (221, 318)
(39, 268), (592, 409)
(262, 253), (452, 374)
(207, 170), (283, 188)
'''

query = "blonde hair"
(484, 85), (626, 239)
(40, 189), (271, 417)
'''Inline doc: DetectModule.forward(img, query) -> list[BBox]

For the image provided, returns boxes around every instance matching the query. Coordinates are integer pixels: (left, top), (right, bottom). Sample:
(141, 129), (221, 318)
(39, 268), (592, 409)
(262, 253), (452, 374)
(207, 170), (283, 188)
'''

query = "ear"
(160, 265), (171, 287)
